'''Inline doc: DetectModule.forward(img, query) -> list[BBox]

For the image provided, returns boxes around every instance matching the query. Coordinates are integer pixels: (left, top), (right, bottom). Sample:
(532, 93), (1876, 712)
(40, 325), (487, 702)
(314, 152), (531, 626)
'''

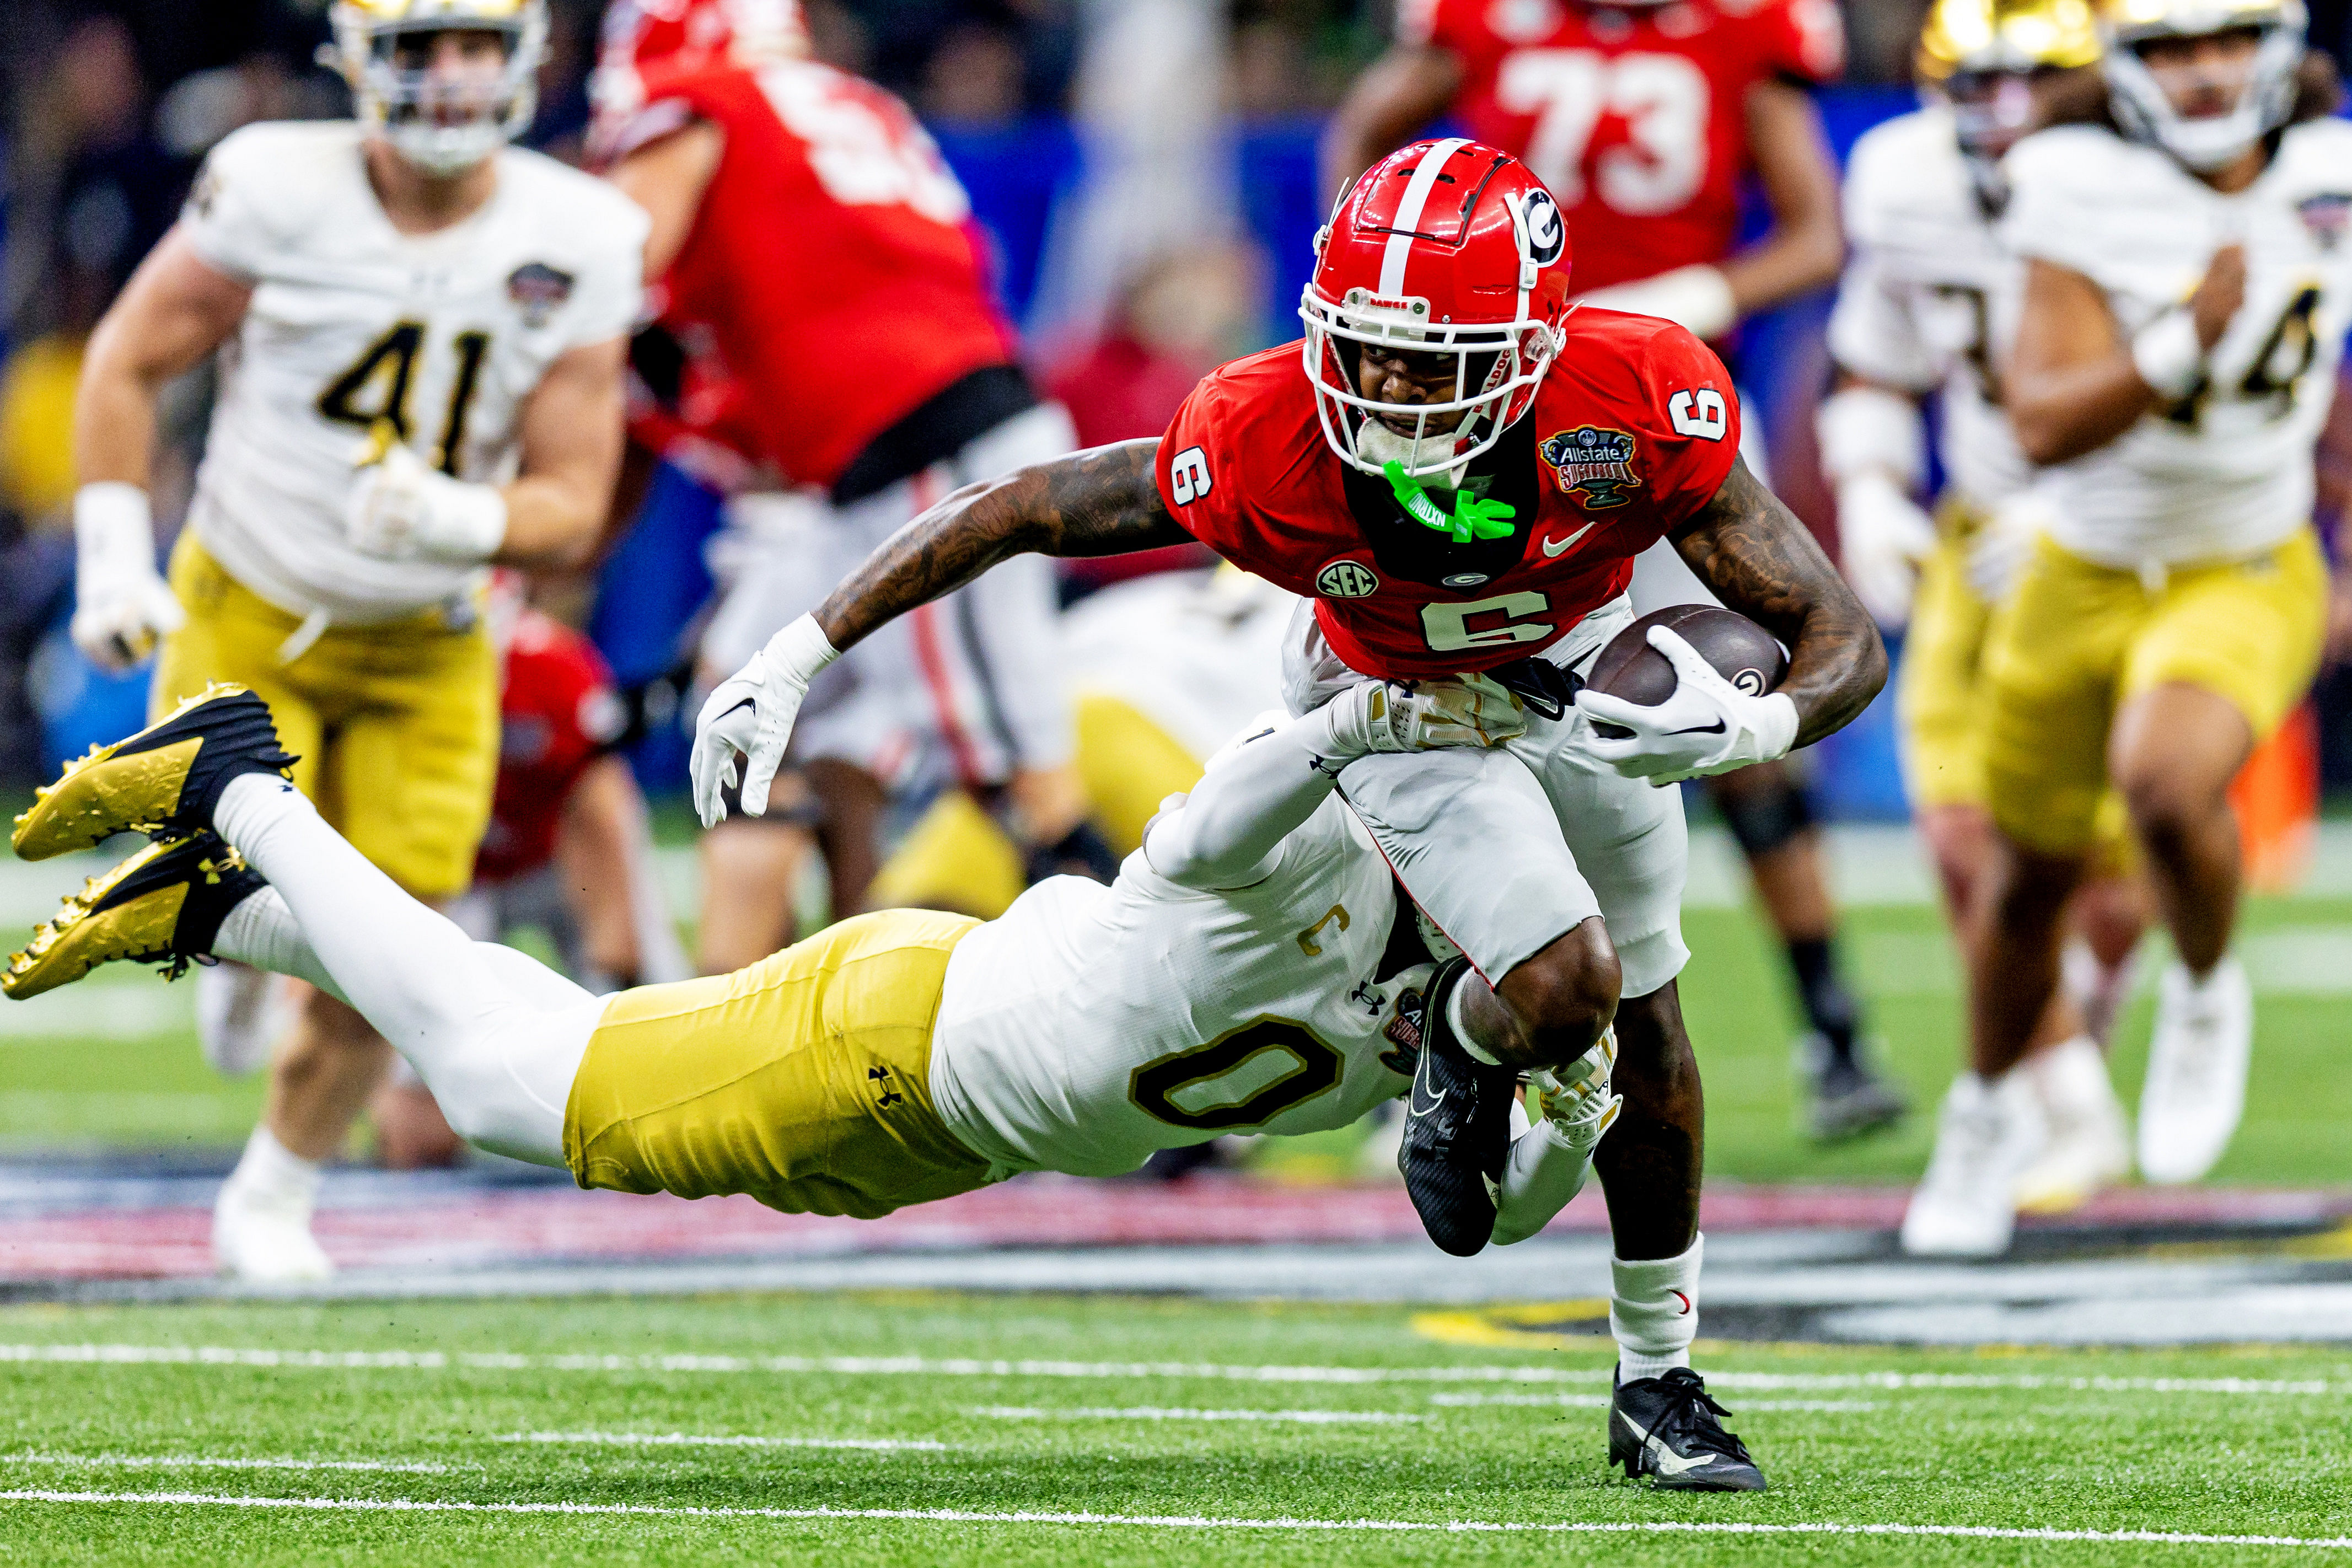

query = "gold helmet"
(1918, 0), (2103, 81)
(328, 0), (550, 176)
(2098, 0), (2308, 169)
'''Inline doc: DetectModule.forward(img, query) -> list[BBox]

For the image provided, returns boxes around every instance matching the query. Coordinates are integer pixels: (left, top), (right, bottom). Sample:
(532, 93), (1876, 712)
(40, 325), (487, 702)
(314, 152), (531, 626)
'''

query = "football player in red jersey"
(692, 142), (1884, 1487)
(592, 0), (1109, 962)
(1325, 0), (1900, 1142)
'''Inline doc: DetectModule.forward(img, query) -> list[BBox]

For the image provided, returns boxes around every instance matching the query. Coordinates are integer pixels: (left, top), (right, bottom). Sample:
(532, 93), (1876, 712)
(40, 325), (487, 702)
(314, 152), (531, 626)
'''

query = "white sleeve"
(1490, 1119), (1593, 1245)
(559, 224), (648, 349)
(2000, 134), (2111, 281)
(180, 130), (282, 285)
(1826, 249), (1937, 391)
(1141, 709), (1356, 892)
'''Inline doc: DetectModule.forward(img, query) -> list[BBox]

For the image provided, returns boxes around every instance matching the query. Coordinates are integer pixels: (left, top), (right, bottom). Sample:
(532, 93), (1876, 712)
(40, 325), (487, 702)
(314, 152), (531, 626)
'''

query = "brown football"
(1583, 605), (1787, 739)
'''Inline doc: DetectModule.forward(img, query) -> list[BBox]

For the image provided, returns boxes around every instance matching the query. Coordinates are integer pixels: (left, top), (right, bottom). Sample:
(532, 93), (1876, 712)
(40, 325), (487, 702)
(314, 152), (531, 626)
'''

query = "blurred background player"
(591, 0), (1103, 972)
(371, 583), (691, 1168)
(1324, 0), (1902, 1140)
(1912, 0), (2348, 1254)
(66, 0), (645, 1279)
(1820, 0), (2150, 1249)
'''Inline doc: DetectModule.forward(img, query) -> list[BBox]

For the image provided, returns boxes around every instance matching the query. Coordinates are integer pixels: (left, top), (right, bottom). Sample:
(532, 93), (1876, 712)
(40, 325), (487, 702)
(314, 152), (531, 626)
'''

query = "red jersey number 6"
(1169, 446), (1213, 505)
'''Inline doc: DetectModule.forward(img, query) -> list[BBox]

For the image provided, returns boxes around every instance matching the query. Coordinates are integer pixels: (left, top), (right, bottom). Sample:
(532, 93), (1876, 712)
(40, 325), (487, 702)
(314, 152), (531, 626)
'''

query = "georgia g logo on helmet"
(1521, 189), (1566, 269)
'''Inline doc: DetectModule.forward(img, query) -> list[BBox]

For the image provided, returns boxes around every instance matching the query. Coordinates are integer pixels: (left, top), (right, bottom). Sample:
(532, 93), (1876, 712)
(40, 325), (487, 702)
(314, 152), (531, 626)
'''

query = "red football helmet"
(1301, 139), (1573, 480)
(589, 0), (806, 153)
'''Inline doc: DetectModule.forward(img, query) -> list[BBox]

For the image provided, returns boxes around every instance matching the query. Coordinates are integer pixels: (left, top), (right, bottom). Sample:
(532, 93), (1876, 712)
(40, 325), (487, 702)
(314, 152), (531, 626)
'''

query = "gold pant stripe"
(564, 908), (992, 1220)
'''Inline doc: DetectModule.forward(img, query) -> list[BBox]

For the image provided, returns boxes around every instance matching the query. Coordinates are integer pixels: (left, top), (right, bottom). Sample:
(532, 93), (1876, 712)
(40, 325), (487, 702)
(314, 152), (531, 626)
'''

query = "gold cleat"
(10, 684), (294, 862)
(3, 833), (265, 1001)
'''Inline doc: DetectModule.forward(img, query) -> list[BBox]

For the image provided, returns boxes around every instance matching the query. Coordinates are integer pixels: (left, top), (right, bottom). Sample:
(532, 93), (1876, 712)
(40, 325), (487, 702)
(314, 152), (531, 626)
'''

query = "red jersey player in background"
(692, 141), (1886, 1486)
(1324, 0), (1903, 1142)
(593, 0), (1109, 975)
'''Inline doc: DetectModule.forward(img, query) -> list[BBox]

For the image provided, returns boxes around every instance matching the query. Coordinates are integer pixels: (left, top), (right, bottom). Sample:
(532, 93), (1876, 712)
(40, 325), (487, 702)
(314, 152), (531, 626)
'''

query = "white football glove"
(1319, 674), (1528, 758)
(1573, 626), (1800, 785)
(344, 428), (508, 565)
(1964, 492), (2052, 605)
(690, 613), (840, 828)
(1837, 471), (1938, 630)
(70, 482), (184, 672)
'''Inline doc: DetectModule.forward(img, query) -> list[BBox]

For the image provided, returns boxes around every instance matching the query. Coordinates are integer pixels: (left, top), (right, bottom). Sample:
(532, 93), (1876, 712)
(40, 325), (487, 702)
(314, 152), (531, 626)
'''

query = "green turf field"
(12, 866), (2350, 1190)
(2, 1292), (2348, 1564)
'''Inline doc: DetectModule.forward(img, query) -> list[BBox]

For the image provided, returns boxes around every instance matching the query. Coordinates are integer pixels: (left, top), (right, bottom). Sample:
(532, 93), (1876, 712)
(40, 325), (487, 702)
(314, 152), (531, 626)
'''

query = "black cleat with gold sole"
(9, 684), (294, 862)
(3, 833), (265, 1001)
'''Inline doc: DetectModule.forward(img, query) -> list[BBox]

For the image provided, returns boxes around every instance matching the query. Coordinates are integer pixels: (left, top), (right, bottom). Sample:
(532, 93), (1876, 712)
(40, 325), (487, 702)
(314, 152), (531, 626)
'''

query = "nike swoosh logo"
(1540, 521), (1599, 558)
(1666, 722), (1727, 736)
(1409, 1046), (1447, 1120)
(1614, 1410), (1720, 1476)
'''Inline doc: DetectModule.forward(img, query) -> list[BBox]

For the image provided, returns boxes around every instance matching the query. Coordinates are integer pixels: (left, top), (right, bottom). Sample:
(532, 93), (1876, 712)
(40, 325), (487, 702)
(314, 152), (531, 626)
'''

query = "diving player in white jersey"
(1920, 0), (2348, 1252)
(3, 676), (1744, 1488)
(1818, 0), (2149, 1248)
(64, 0), (646, 1282)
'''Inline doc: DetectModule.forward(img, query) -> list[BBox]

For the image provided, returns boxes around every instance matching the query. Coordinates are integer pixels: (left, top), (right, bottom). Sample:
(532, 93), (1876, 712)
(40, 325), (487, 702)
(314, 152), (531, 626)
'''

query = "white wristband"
(1816, 385), (1925, 490)
(762, 611), (840, 690)
(427, 483), (510, 563)
(1581, 264), (1738, 341)
(1757, 692), (1800, 764)
(73, 481), (154, 553)
(2131, 308), (2207, 402)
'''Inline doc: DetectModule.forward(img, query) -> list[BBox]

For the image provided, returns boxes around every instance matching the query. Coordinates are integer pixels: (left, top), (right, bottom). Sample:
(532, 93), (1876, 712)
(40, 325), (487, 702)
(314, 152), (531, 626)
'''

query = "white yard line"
(498, 1431), (946, 1453)
(3, 1344), (2338, 1396)
(1429, 1394), (1881, 1413)
(2, 1489), (2349, 1549)
(973, 1406), (1426, 1425)
(0, 1453), (450, 1474)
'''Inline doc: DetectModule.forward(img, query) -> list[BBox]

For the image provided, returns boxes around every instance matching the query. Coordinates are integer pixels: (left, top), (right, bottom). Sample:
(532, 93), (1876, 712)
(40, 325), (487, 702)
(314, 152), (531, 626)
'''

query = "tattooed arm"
(814, 438), (1193, 652)
(1669, 456), (1887, 747)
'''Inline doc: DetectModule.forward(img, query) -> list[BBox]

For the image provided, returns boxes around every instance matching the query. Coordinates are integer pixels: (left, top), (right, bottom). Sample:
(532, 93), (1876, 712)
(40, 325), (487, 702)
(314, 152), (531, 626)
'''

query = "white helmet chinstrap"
(329, 0), (549, 176)
(2100, 0), (2308, 171)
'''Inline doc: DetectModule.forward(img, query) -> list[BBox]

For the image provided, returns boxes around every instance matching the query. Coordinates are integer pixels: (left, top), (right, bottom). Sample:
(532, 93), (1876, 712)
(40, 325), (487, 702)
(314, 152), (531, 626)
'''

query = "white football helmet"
(2099, 0), (2307, 170)
(329, 0), (549, 176)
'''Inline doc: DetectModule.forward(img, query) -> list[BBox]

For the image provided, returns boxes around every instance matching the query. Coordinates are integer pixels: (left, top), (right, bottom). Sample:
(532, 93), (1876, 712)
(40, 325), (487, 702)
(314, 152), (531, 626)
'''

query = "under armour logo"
(1350, 980), (1387, 1017)
(869, 1065), (905, 1109)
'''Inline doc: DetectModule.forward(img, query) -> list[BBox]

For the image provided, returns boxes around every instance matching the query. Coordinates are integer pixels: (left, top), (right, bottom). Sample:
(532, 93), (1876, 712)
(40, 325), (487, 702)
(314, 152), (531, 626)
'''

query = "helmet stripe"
(1378, 137), (1472, 300)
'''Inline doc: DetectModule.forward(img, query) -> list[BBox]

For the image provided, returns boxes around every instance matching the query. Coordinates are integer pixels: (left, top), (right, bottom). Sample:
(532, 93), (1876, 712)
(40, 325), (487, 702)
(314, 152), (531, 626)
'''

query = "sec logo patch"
(1317, 560), (1379, 599)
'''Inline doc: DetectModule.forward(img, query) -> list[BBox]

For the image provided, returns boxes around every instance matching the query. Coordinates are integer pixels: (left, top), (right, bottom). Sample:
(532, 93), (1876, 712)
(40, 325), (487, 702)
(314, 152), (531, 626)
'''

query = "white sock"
(227, 1123), (320, 1209)
(212, 773), (598, 1167)
(1612, 1233), (1703, 1381)
(212, 887), (346, 1003)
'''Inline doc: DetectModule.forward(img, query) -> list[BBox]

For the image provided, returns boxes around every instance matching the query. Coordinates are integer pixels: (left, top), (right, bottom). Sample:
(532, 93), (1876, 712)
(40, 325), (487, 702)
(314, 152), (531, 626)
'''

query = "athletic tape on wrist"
(1816, 385), (1925, 488)
(2131, 308), (2206, 402)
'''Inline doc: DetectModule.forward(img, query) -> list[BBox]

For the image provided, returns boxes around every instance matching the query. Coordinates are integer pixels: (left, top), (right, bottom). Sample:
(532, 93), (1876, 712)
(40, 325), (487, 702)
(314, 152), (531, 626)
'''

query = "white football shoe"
(194, 960), (294, 1078)
(2012, 1035), (2130, 1215)
(212, 1175), (334, 1284)
(2137, 957), (2253, 1185)
(1900, 1071), (2045, 1258)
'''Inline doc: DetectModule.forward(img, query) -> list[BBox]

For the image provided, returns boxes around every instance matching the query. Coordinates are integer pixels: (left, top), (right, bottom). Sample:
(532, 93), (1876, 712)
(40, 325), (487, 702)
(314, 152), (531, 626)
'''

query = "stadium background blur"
(0, 0), (2348, 1178)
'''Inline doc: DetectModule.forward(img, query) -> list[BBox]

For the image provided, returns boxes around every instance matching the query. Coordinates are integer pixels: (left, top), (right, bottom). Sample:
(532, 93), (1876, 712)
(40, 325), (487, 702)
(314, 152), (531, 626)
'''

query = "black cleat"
(1610, 1367), (1766, 1491)
(3, 832), (265, 1000)
(10, 684), (296, 861)
(1397, 957), (1521, 1257)
(1801, 1034), (1908, 1143)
